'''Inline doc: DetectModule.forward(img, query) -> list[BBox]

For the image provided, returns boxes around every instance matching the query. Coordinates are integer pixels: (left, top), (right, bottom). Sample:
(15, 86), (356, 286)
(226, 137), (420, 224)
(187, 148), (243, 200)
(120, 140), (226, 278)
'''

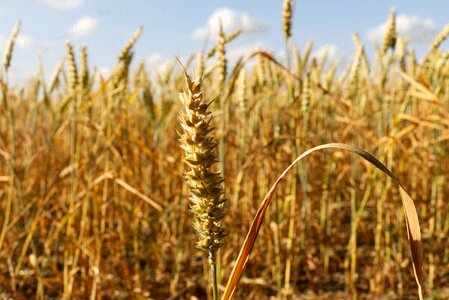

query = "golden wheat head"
(178, 73), (227, 262)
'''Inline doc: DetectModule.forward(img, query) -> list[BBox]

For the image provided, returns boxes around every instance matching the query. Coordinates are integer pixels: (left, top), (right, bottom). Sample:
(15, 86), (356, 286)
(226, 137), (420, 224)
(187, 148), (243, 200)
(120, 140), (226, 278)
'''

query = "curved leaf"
(221, 143), (423, 300)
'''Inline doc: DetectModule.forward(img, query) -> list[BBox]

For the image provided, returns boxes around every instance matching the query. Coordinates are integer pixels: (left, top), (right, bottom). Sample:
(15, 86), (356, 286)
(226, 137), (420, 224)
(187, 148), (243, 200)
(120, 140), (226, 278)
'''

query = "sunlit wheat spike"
(352, 32), (370, 73)
(110, 27), (143, 90)
(352, 32), (363, 50)
(324, 61), (338, 90)
(80, 46), (89, 92)
(349, 33), (363, 94)
(207, 28), (242, 59)
(133, 59), (146, 87)
(197, 50), (205, 78)
(396, 36), (407, 70)
(408, 46), (417, 75)
(80, 46), (89, 85)
(118, 26), (143, 63)
(302, 40), (313, 68)
(3, 21), (21, 72)
(301, 72), (311, 115)
(178, 73), (227, 259)
(237, 68), (247, 113)
(47, 57), (65, 93)
(428, 24), (449, 56)
(65, 41), (78, 96)
(282, 0), (294, 41)
(442, 50), (449, 61)
(225, 28), (243, 42)
(254, 46), (266, 87)
(293, 45), (302, 76)
(217, 22), (227, 89)
(396, 37), (406, 58)
(349, 51), (361, 96)
(382, 7), (396, 55)
(136, 59), (146, 78)
(351, 33), (364, 62)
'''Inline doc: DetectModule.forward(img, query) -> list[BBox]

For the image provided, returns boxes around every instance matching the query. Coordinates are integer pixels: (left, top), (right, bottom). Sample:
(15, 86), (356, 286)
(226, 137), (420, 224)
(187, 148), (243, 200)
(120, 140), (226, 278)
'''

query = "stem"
(210, 251), (219, 300)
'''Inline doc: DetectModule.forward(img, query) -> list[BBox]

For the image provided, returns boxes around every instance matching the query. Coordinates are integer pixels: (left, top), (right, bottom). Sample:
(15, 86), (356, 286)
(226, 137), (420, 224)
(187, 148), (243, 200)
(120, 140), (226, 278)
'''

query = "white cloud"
(147, 53), (164, 68)
(9, 65), (31, 85)
(0, 36), (6, 52)
(69, 16), (99, 36)
(16, 35), (34, 49)
(36, 39), (55, 53)
(275, 49), (287, 64)
(97, 66), (112, 79)
(0, 33), (52, 54)
(147, 52), (174, 74)
(367, 14), (437, 45)
(225, 42), (269, 70)
(192, 7), (269, 39)
(312, 44), (342, 62)
(41, 0), (84, 10)
(227, 42), (265, 62)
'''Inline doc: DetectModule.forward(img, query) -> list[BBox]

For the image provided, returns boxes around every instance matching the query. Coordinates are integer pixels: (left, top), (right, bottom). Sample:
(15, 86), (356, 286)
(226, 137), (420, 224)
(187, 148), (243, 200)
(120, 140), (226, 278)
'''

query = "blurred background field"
(0, 1), (449, 299)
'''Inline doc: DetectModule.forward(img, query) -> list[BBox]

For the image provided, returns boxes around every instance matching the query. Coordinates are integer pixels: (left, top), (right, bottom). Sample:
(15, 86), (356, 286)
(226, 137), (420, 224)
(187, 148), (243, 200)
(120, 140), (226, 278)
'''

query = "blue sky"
(0, 1), (448, 83)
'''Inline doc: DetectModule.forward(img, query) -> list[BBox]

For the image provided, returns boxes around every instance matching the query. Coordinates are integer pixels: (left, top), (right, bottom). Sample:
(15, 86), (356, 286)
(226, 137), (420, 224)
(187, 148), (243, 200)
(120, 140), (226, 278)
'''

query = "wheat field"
(0, 4), (448, 300)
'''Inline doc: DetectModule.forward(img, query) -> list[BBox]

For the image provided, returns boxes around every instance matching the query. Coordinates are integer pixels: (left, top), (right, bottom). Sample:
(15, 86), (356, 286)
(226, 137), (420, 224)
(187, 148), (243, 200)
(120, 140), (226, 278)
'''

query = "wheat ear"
(282, 0), (294, 41)
(178, 72), (226, 300)
(3, 21), (21, 73)
(382, 7), (396, 55)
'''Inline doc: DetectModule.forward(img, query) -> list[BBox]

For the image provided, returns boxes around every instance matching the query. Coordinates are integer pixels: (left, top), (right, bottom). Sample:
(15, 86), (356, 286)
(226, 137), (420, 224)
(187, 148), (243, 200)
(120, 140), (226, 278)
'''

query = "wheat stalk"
(178, 72), (226, 300)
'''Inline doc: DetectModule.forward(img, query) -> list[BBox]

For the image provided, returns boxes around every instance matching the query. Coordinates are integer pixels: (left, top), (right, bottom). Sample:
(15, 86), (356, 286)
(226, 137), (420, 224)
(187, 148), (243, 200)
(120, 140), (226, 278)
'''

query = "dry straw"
(0, 6), (435, 300)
